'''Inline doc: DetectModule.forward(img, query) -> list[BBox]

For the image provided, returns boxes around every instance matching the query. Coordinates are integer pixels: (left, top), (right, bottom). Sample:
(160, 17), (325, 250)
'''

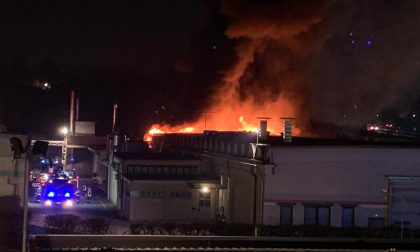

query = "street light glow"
(60, 127), (68, 135)
(201, 186), (209, 193)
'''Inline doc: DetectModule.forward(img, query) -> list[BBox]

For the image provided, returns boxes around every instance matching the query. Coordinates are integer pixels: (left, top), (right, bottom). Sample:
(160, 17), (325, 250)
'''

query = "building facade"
(107, 152), (222, 222)
(152, 132), (420, 229)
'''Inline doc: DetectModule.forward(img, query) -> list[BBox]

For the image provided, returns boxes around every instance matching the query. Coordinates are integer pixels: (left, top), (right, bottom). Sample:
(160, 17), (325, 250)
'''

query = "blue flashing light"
(351, 39), (356, 45)
(47, 191), (55, 197)
(53, 160), (59, 164)
(69, 156), (75, 163)
(64, 192), (71, 198)
(41, 159), (46, 164)
(367, 39), (372, 46)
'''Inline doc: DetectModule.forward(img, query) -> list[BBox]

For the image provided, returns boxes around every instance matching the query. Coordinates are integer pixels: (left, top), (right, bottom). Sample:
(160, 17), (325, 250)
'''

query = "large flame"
(143, 1), (328, 143)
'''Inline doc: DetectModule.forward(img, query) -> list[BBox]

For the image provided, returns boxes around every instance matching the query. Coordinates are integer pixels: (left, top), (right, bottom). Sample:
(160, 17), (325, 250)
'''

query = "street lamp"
(382, 189), (405, 240)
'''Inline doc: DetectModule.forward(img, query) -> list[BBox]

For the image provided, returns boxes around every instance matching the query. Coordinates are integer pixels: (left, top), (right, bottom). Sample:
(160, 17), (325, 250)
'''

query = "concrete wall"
(0, 134), (26, 197)
(264, 146), (420, 227)
(203, 155), (264, 225)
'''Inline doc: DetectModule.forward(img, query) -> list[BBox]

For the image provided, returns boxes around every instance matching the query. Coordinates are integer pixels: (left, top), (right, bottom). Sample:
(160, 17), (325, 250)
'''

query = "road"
(28, 179), (130, 234)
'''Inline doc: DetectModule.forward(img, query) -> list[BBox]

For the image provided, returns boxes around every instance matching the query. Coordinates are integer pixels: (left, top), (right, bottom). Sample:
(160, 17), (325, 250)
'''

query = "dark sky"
(0, 1), (216, 137)
(1, 0), (420, 138)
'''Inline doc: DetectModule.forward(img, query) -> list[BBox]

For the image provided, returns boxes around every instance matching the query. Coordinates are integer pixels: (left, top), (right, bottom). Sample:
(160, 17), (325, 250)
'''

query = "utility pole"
(21, 158), (29, 252)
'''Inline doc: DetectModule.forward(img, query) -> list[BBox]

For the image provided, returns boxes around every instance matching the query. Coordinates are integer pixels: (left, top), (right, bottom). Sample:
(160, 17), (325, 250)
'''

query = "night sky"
(1, 0), (420, 138)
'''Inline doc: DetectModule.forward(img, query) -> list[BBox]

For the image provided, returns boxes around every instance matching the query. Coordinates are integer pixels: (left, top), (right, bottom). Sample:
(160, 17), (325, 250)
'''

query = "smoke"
(209, 0), (420, 135)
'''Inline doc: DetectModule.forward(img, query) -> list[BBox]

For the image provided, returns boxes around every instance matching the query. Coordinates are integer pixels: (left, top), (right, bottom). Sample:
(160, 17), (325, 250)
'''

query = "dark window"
(304, 206), (330, 226)
(342, 206), (355, 228)
(141, 166), (148, 174)
(183, 167), (191, 175)
(176, 167), (183, 175)
(280, 205), (293, 225)
(368, 217), (385, 229)
(199, 192), (211, 207)
(156, 166), (162, 174)
(163, 167), (169, 175)
(149, 166), (155, 175)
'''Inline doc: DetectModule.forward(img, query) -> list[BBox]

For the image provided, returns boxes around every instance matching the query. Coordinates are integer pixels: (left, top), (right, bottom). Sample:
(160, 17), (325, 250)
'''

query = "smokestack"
(75, 98), (80, 121)
(281, 118), (295, 142)
(69, 90), (75, 134)
(112, 103), (118, 133)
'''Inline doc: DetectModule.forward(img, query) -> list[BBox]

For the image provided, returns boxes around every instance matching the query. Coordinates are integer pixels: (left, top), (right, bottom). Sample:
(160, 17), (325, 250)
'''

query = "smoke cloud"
(209, 0), (420, 135)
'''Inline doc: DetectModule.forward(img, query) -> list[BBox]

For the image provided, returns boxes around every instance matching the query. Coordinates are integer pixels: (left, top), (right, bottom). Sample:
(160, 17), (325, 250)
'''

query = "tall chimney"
(281, 117), (295, 142)
(112, 103), (118, 133)
(69, 90), (75, 134)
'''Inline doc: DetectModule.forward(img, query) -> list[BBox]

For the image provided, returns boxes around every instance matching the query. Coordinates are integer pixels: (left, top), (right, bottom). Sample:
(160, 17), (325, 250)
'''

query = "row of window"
(129, 191), (211, 207)
(130, 191), (192, 199)
(280, 205), (355, 227)
(126, 165), (198, 176)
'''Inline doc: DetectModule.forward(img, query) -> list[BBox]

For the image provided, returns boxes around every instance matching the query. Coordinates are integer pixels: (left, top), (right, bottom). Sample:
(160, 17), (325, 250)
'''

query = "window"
(304, 206), (330, 226)
(342, 206), (355, 228)
(199, 192), (211, 207)
(280, 205), (293, 225)
(156, 166), (162, 174)
(141, 166), (148, 174)
(183, 167), (191, 175)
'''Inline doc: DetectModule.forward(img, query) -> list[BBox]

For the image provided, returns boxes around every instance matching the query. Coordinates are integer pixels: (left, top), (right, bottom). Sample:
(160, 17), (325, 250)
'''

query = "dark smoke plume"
(216, 0), (420, 135)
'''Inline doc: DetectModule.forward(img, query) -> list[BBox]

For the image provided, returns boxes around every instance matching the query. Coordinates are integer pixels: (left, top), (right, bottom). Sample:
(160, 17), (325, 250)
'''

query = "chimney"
(281, 118), (295, 142)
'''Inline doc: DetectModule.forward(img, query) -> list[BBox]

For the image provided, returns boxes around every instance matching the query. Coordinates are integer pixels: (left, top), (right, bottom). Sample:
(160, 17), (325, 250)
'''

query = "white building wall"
(264, 146), (420, 227)
(126, 181), (216, 222)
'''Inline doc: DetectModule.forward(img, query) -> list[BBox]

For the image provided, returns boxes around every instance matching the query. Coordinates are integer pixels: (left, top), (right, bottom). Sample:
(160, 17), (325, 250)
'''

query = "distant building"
(106, 152), (223, 222)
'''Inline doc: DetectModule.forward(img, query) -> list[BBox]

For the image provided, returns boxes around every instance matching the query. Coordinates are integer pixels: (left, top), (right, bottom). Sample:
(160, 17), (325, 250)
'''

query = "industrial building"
(97, 116), (420, 230)
(149, 129), (420, 229)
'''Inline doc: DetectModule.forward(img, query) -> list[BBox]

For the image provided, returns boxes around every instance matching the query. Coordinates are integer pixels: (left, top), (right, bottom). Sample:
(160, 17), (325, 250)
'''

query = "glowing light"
(64, 192), (71, 198)
(64, 200), (73, 207)
(351, 39), (356, 45)
(201, 186), (209, 193)
(60, 127), (68, 135)
(44, 200), (52, 206)
(47, 191), (55, 197)
(367, 40), (372, 46)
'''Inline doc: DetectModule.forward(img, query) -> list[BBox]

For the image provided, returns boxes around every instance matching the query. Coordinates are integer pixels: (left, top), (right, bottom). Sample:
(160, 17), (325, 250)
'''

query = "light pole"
(382, 189), (405, 240)
(60, 127), (68, 168)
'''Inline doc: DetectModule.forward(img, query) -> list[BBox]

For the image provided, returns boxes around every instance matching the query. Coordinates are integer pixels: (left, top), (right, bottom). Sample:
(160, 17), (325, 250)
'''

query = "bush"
(44, 214), (80, 234)
(79, 218), (110, 234)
